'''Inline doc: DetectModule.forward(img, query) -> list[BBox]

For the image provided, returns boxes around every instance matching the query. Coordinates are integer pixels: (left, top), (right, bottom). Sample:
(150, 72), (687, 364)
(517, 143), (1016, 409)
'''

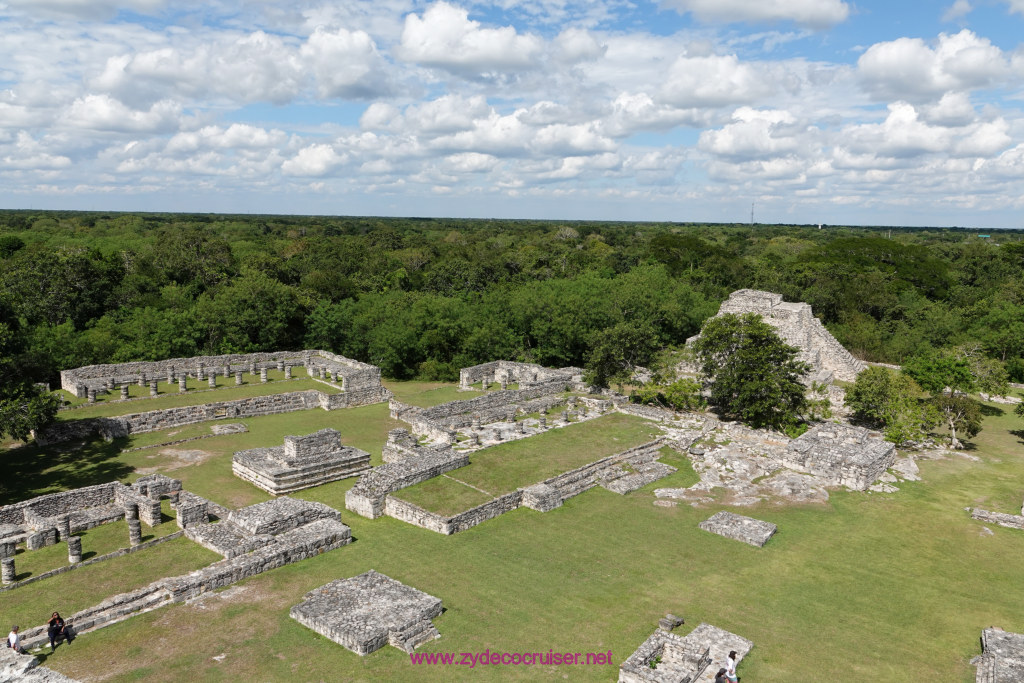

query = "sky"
(1, 0), (1023, 228)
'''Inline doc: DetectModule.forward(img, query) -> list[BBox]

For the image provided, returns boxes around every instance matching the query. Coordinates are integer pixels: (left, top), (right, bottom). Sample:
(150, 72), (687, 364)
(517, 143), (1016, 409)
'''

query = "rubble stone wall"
(384, 491), (524, 535)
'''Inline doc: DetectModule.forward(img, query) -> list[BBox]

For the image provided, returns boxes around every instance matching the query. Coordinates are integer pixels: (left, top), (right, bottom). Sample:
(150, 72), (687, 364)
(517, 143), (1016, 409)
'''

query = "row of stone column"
(87, 364), (307, 402)
(0, 506), (152, 585)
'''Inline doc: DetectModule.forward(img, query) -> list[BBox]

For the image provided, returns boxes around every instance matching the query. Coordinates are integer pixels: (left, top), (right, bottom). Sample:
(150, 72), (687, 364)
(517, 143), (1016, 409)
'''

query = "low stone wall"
(0, 483), (118, 526)
(420, 379), (569, 425)
(346, 446), (469, 519)
(38, 385), (392, 446)
(971, 508), (1024, 530)
(384, 491), (524, 535)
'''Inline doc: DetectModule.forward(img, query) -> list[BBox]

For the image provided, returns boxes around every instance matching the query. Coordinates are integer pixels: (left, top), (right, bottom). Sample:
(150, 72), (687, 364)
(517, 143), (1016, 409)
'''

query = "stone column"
(469, 432), (480, 446)
(197, 363), (205, 381)
(340, 376), (347, 390)
(223, 365), (230, 378)
(208, 374), (216, 389)
(0, 541), (14, 559)
(87, 388), (96, 404)
(120, 385), (130, 400)
(169, 491), (180, 508)
(56, 515), (71, 542)
(178, 376), (187, 393)
(481, 377), (490, 390)
(127, 518), (142, 546)
(539, 414), (547, 428)
(138, 373), (146, 387)
(105, 378), (114, 391)
(319, 367), (326, 380)
(249, 361), (257, 376)
(1, 558), (14, 584)
(168, 368), (175, 384)
(67, 536), (82, 564)
(235, 371), (243, 386)
(501, 379), (508, 390)
(284, 366), (292, 380)
(277, 361), (285, 371)
(472, 415), (481, 430)
(515, 421), (525, 434)
(150, 379), (159, 397)
(260, 367), (268, 383)
(125, 503), (138, 520)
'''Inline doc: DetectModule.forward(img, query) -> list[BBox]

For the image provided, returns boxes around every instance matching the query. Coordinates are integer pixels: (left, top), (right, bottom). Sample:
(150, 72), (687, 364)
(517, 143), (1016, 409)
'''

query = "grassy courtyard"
(0, 383), (1022, 681)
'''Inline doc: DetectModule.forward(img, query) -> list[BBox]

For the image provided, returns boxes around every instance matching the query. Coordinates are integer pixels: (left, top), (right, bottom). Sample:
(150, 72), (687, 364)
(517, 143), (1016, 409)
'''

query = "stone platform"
(782, 423), (895, 490)
(233, 428), (370, 495)
(619, 622), (753, 683)
(973, 627), (1024, 682)
(290, 570), (442, 655)
(698, 511), (777, 547)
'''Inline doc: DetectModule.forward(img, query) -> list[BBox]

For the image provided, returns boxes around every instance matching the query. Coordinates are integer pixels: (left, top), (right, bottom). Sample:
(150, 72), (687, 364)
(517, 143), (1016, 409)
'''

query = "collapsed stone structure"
(0, 646), (79, 682)
(972, 627), (1024, 682)
(233, 428), (371, 494)
(782, 423), (895, 490)
(290, 570), (442, 655)
(14, 497), (351, 651)
(458, 360), (582, 390)
(0, 475), (180, 553)
(688, 289), (867, 383)
(699, 511), (777, 547)
(60, 350), (384, 399)
(971, 508), (1024, 531)
(619, 622), (753, 683)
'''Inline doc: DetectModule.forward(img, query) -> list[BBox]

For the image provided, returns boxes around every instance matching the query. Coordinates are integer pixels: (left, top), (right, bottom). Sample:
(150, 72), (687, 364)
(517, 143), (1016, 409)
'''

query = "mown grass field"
(1, 382), (1023, 682)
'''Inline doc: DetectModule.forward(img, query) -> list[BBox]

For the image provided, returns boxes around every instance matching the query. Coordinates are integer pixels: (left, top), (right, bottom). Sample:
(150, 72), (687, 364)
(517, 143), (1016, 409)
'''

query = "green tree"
(584, 321), (657, 390)
(904, 349), (988, 448)
(844, 366), (936, 445)
(1015, 402), (1024, 419)
(691, 313), (809, 432)
(932, 394), (982, 449)
(0, 315), (58, 441)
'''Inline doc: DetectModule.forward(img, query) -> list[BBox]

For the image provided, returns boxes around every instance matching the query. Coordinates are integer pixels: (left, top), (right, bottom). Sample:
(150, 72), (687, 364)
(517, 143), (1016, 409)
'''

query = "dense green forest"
(2, 211), (1023, 390)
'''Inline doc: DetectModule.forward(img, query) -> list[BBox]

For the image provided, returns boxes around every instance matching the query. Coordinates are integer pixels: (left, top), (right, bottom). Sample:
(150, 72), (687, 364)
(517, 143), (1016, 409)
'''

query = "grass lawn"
(425, 413), (661, 498)
(4, 384), (1024, 681)
(383, 380), (483, 407)
(392, 476), (495, 516)
(56, 374), (339, 421)
(0, 536), (220, 636)
(11, 501), (179, 580)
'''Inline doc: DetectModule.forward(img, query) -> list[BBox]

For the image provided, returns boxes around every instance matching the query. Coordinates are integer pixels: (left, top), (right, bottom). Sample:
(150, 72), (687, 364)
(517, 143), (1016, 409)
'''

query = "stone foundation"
(619, 622), (753, 683)
(972, 627), (1024, 682)
(290, 570), (442, 655)
(782, 423), (895, 490)
(233, 428), (371, 495)
(698, 511), (777, 547)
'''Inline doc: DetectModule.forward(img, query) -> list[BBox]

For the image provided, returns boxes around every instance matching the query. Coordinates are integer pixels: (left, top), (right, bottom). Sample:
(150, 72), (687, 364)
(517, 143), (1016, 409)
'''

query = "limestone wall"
(346, 446), (470, 519)
(458, 360), (579, 389)
(0, 483), (118, 525)
(384, 491), (524, 535)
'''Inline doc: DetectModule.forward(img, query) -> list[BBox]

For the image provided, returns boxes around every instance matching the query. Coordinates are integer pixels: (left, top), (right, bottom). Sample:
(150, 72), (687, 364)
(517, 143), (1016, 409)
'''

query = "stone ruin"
(619, 622), (753, 683)
(782, 423), (895, 491)
(232, 428), (371, 495)
(973, 627), (1024, 682)
(686, 289), (866, 384)
(184, 496), (346, 558)
(290, 570), (442, 655)
(699, 511), (777, 547)
(656, 419), (905, 507)
(0, 646), (78, 682)
(458, 360), (582, 391)
(59, 349), (386, 402)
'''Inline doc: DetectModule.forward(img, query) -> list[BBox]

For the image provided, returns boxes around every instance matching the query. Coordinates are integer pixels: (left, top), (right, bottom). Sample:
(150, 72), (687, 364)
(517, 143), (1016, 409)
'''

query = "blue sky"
(1, 0), (1023, 227)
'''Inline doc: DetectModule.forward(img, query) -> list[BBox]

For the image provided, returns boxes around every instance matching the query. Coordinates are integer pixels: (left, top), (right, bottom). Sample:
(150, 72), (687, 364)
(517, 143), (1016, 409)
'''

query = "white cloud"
(397, 2), (543, 75)
(443, 152), (499, 173)
(858, 30), (1011, 101)
(6, 0), (165, 20)
(661, 0), (849, 29)
(1, 132), (73, 170)
(1006, 1), (1024, 15)
(659, 54), (778, 107)
(553, 27), (605, 63)
(943, 0), (972, 22)
(300, 27), (392, 98)
(282, 144), (348, 176)
(699, 107), (815, 159)
(60, 95), (181, 133)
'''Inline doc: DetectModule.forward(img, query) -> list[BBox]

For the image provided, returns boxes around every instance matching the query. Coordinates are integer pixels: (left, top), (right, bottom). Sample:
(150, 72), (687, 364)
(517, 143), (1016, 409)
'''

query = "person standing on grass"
(726, 650), (739, 682)
(7, 625), (25, 653)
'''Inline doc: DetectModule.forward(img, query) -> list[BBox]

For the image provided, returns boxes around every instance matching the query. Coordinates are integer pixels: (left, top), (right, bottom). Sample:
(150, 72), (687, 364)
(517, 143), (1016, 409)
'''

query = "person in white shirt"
(726, 650), (738, 682)
(7, 625), (25, 653)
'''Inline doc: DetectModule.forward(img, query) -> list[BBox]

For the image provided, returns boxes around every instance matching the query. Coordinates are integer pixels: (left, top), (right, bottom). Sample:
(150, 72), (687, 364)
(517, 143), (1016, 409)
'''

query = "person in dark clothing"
(47, 612), (72, 651)
(714, 667), (729, 683)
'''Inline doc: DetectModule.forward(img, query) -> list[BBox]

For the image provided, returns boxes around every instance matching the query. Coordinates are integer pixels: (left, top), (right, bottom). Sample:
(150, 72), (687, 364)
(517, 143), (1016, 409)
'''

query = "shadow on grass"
(0, 436), (133, 506)
(980, 403), (1006, 417)
(81, 551), (97, 561)
(1011, 429), (1024, 446)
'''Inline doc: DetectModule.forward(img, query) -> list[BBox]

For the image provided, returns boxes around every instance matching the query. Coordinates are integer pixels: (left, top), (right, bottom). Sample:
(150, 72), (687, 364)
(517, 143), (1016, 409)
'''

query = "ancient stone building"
(972, 627), (1024, 682)
(619, 622), (753, 683)
(689, 289), (867, 382)
(233, 428), (371, 494)
(290, 570), (442, 655)
(781, 423), (895, 490)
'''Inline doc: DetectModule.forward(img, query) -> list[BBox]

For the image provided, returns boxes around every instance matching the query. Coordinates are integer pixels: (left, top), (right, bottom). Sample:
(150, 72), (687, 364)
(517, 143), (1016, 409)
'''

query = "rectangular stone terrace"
(290, 570), (442, 655)
(698, 511), (777, 547)
(232, 428), (371, 494)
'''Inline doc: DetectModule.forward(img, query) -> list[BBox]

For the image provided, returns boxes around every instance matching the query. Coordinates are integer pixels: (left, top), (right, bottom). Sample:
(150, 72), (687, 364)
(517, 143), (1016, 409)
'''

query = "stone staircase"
(389, 618), (441, 652)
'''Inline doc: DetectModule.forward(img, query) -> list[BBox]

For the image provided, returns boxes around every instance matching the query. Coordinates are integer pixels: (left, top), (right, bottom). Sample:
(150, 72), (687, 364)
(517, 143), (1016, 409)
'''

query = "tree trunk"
(948, 415), (961, 449)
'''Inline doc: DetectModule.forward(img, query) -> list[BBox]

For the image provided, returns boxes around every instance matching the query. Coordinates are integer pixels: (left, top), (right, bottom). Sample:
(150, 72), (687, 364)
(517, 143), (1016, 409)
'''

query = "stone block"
(699, 511), (776, 547)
